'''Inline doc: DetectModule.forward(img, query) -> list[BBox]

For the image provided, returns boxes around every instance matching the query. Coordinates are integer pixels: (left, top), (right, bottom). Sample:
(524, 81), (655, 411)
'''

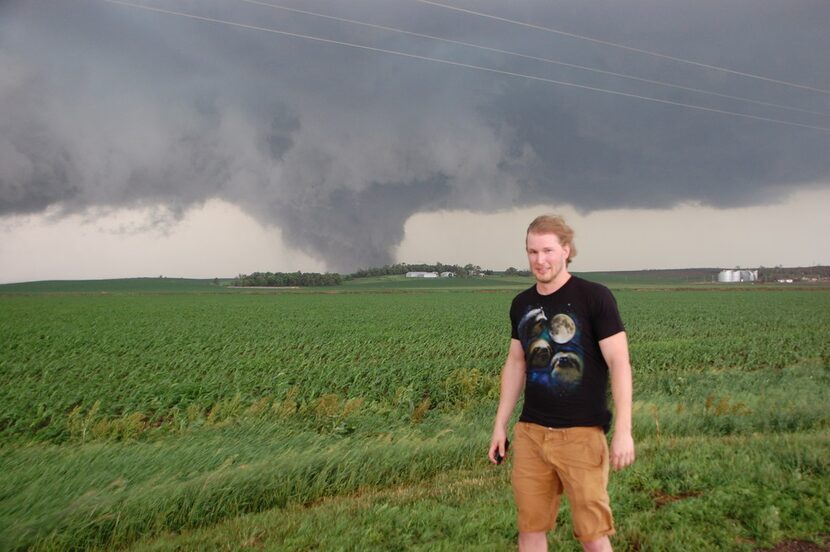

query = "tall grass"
(2, 417), (484, 551)
(119, 431), (828, 552)
(0, 287), (828, 549)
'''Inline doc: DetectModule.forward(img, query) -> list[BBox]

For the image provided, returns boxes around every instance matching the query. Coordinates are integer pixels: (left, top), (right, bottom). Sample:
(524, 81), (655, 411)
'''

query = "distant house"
(406, 271), (439, 278)
(440, 272), (455, 278)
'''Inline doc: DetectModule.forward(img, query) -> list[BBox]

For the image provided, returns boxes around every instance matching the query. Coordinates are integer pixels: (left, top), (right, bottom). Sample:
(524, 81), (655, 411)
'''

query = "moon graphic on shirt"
(550, 314), (576, 344)
(551, 351), (583, 382)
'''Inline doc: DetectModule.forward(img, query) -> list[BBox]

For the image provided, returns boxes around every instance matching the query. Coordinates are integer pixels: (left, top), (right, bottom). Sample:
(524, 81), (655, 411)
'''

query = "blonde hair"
(526, 214), (577, 265)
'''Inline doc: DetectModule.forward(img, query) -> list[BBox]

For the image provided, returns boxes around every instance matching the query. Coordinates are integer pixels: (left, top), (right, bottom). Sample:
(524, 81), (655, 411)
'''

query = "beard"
(531, 258), (566, 284)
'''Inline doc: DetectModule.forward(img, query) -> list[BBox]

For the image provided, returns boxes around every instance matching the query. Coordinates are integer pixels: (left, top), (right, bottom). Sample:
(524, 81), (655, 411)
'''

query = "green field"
(0, 278), (232, 294)
(0, 278), (828, 550)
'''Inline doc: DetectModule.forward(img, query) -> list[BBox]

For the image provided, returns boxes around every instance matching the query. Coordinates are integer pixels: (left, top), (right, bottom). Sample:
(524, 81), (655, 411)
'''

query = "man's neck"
(535, 271), (572, 296)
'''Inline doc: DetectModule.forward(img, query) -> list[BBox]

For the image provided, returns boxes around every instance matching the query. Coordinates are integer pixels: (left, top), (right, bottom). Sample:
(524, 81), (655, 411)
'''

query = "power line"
(236, 0), (829, 118)
(414, 0), (830, 95)
(99, 0), (830, 132)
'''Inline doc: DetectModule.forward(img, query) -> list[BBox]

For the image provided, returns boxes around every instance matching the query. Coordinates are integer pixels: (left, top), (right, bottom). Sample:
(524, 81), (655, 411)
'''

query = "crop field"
(0, 278), (828, 551)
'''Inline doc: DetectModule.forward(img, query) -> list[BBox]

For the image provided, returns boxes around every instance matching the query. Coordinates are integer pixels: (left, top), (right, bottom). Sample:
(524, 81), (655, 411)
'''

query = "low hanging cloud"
(1, 0), (828, 272)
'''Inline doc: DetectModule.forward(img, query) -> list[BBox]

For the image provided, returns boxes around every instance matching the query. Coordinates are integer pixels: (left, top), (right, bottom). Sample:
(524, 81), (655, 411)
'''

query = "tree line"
(757, 265), (830, 282)
(232, 272), (342, 287)
(349, 262), (485, 278)
(232, 262), (506, 287)
(503, 267), (532, 277)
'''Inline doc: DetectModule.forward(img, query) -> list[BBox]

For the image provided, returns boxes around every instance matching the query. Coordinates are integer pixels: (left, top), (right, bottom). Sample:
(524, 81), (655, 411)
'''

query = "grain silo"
(719, 269), (758, 283)
(738, 270), (758, 282)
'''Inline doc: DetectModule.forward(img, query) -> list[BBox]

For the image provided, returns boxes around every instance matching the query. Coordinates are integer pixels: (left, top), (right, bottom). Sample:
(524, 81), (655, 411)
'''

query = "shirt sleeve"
(592, 285), (625, 341)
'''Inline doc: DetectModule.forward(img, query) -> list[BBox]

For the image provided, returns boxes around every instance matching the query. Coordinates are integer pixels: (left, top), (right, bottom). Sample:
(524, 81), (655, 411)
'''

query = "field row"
(2, 290), (829, 443)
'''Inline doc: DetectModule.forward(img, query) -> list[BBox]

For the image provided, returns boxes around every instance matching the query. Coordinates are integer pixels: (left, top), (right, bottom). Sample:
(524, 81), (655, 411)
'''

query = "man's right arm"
(488, 338), (526, 464)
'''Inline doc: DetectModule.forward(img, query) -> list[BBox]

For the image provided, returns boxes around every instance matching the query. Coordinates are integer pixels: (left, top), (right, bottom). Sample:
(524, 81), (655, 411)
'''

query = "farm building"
(717, 269), (758, 283)
(406, 271), (439, 278)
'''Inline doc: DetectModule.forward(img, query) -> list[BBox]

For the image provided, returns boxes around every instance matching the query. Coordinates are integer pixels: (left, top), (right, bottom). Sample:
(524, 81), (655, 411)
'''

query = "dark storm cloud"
(1, 0), (828, 271)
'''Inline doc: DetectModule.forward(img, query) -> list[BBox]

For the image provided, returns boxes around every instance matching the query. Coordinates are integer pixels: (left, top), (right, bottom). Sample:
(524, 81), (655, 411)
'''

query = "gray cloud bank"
(1, 0), (828, 271)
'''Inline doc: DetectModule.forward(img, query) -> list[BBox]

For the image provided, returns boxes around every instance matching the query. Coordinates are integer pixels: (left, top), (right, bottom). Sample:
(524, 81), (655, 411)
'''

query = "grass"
(4, 401), (827, 551)
(342, 274), (533, 289)
(117, 430), (829, 552)
(2, 273), (823, 294)
(0, 277), (229, 294)
(0, 280), (828, 550)
(2, 358), (827, 551)
(2, 416), (485, 551)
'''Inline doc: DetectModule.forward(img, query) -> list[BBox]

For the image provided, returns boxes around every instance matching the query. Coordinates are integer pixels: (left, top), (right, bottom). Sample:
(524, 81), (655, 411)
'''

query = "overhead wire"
(414, 0), (830, 95)
(99, 0), (830, 133)
(235, 0), (829, 118)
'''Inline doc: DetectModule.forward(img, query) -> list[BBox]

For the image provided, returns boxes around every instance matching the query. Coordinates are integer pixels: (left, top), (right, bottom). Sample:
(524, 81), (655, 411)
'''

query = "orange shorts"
(511, 422), (615, 542)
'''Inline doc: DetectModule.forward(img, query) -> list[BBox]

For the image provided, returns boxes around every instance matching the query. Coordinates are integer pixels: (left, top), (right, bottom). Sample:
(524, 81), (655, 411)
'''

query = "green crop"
(2, 289), (827, 444)
(0, 284), (828, 550)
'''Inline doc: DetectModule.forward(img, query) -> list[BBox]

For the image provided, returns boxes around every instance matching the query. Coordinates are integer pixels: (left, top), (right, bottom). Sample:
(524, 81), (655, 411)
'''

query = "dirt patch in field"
(651, 490), (702, 508)
(761, 538), (830, 552)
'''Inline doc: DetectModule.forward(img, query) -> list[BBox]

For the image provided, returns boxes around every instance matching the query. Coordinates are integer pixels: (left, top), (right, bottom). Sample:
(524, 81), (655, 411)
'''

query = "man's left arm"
(599, 331), (635, 471)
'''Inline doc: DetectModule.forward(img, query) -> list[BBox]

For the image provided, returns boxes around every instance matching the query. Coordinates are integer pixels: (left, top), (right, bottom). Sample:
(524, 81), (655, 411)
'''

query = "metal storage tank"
(719, 269), (758, 282)
(738, 270), (758, 282)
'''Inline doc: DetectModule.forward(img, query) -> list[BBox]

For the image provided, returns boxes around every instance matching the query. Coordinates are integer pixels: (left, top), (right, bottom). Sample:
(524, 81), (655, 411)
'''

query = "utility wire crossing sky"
(102, 0), (829, 131)
(416, 0), (830, 93)
(0, 0), (828, 280)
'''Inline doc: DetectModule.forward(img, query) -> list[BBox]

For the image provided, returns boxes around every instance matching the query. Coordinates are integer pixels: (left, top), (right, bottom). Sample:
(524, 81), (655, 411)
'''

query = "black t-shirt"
(509, 276), (624, 431)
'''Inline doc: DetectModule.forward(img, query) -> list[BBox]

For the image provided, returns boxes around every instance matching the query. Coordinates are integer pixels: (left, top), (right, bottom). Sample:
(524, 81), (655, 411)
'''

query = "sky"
(1, 0), (828, 283)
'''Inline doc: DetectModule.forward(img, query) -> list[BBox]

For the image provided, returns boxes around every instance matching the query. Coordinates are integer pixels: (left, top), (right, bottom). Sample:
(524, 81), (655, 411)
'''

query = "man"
(488, 215), (635, 552)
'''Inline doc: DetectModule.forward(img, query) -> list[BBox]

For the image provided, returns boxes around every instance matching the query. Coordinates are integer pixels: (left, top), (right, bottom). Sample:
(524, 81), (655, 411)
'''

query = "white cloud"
(0, 199), (325, 283)
(397, 187), (830, 271)
(2, 188), (828, 284)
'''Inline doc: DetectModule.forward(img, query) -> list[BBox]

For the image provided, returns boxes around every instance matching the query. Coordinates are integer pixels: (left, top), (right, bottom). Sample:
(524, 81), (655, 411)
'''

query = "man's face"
(526, 232), (570, 285)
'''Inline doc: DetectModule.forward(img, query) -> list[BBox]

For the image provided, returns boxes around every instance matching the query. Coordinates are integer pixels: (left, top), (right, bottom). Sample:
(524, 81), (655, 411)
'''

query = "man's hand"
(488, 339), (526, 465)
(488, 428), (509, 465)
(610, 431), (635, 471)
(600, 332), (635, 471)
